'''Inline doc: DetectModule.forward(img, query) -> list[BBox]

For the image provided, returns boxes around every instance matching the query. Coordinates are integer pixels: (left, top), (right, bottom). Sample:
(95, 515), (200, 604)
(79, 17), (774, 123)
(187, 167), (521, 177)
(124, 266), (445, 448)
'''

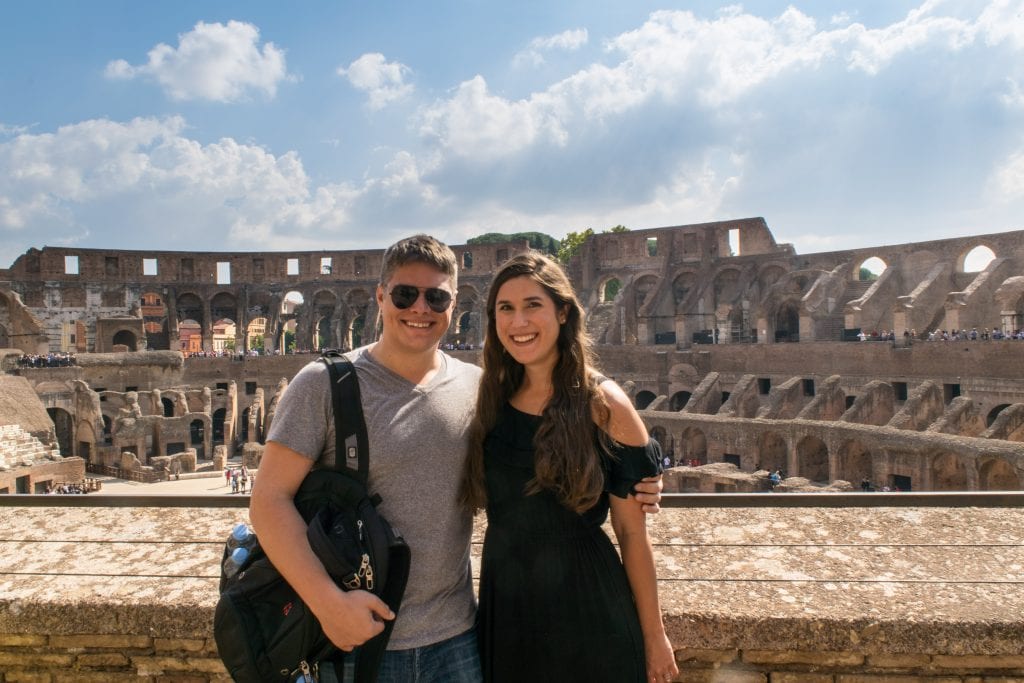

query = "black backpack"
(214, 351), (412, 682)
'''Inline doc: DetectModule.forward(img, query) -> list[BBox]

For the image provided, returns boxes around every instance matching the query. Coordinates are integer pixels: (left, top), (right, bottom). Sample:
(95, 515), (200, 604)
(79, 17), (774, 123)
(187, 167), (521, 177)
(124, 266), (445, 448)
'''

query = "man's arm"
(249, 441), (393, 651)
(634, 474), (663, 514)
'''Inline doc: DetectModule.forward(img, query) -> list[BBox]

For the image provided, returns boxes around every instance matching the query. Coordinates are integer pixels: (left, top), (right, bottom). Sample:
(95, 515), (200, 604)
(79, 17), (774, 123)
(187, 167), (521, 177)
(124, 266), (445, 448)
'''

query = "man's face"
(376, 261), (456, 355)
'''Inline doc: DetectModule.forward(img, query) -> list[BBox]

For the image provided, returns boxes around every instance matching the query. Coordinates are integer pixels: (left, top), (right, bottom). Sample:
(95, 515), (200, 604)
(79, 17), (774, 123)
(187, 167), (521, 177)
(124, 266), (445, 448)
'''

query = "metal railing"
(1, 491), (1022, 508)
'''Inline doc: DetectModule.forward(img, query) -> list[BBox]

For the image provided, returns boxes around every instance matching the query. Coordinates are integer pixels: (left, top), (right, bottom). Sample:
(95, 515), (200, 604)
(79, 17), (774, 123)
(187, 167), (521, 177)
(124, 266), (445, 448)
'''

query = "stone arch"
(315, 316), (332, 351)
(161, 397), (175, 417)
(836, 438), (873, 484)
(931, 452), (968, 490)
(46, 407), (73, 457)
(313, 289), (339, 350)
(669, 391), (691, 411)
(635, 390), (657, 410)
(457, 312), (472, 341)
(241, 406), (251, 441)
(111, 329), (137, 351)
(634, 274), (659, 309)
(211, 318), (236, 353)
(280, 291), (304, 352)
(678, 426), (707, 466)
(178, 318), (202, 354)
(978, 458), (1020, 490)
(959, 244), (996, 273)
(102, 414), (113, 444)
(757, 265), (786, 298)
(671, 271), (696, 308)
(987, 404), (1011, 427)
(713, 268), (742, 303)
(176, 293), (205, 347)
(210, 291), (238, 325)
(348, 314), (366, 350)
(796, 435), (829, 482)
(212, 408), (227, 445)
(140, 291), (169, 350)
(453, 284), (482, 346)
(757, 431), (787, 473)
(598, 276), (622, 304)
(246, 317), (267, 352)
(190, 419), (205, 458)
(856, 256), (887, 281)
(774, 300), (800, 343)
(345, 288), (373, 351)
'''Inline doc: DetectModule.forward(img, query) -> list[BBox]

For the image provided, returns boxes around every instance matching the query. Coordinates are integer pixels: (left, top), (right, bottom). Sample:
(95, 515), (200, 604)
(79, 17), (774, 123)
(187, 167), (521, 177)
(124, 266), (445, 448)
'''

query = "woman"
(462, 252), (678, 683)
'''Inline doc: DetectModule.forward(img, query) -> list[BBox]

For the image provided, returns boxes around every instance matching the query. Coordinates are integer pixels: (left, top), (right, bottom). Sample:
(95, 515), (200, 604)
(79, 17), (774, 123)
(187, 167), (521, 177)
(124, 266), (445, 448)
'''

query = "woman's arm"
(599, 381), (679, 682)
(610, 489), (677, 682)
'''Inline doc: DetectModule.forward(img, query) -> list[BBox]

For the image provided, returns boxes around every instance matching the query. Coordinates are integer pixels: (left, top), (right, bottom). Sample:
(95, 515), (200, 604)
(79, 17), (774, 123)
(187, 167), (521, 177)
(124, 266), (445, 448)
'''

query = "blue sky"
(2, 1), (1023, 268)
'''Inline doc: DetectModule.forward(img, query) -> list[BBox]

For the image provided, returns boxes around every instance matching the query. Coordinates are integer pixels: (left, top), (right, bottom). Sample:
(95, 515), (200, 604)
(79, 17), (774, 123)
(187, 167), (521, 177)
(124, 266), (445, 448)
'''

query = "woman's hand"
(645, 630), (679, 683)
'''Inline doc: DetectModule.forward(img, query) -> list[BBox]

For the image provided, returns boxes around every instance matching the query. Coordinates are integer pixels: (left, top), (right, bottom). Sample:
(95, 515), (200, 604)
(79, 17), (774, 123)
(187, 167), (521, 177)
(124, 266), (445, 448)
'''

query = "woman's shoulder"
(591, 375), (647, 446)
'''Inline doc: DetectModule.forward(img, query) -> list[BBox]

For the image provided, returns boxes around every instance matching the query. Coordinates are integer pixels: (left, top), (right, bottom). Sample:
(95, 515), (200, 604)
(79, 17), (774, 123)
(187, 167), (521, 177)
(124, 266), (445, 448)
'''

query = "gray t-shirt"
(266, 347), (481, 649)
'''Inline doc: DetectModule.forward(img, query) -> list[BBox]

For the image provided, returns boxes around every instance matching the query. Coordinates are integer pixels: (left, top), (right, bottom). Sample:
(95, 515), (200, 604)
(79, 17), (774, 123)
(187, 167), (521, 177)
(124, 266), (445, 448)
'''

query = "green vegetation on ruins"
(470, 225), (630, 264)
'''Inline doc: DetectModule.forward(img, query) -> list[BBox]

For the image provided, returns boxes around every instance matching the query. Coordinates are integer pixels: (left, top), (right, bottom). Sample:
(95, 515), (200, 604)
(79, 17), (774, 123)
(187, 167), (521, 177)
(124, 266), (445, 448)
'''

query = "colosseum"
(1, 216), (1023, 493)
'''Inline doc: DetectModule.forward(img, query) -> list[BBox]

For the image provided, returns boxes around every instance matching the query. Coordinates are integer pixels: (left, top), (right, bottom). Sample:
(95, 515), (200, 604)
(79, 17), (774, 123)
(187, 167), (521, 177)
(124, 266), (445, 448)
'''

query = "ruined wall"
(1, 240), (528, 355)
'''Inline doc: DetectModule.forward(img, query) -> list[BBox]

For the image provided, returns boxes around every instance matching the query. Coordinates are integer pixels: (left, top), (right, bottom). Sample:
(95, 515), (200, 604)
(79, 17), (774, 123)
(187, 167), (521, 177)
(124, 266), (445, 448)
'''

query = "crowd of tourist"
(17, 352), (77, 367)
(45, 480), (100, 494)
(855, 327), (1024, 343)
(184, 348), (318, 359)
(923, 327), (1024, 341)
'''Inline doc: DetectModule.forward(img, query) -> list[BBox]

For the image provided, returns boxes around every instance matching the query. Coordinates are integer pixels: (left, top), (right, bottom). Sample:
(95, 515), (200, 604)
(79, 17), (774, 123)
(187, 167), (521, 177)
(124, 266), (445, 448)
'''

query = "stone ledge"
(0, 503), (1021, 678)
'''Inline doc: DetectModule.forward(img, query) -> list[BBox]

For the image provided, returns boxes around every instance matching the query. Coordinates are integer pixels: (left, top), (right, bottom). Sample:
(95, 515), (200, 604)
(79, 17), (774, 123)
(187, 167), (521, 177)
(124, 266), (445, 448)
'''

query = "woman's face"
(493, 275), (566, 372)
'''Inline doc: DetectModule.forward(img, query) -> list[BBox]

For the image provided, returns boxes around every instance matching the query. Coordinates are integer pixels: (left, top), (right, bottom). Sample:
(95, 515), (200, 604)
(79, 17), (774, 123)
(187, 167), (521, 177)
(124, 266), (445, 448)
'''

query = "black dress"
(477, 403), (662, 682)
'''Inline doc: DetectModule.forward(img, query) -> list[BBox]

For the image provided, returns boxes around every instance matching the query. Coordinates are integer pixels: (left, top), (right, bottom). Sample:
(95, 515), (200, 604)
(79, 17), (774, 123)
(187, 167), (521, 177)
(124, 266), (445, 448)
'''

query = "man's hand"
(317, 588), (395, 652)
(633, 474), (663, 514)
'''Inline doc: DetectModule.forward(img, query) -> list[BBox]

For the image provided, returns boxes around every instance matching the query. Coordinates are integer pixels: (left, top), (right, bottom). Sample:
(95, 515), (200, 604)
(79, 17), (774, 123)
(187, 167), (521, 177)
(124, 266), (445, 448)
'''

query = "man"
(250, 234), (662, 682)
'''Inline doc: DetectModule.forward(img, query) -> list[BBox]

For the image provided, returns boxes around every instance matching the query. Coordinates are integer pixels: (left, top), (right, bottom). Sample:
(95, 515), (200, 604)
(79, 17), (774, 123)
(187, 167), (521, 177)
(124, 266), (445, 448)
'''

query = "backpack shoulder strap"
(318, 350), (370, 486)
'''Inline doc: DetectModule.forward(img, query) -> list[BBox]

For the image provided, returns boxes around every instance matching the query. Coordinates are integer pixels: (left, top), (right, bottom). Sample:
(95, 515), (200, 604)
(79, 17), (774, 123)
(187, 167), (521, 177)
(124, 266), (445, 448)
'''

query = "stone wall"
(0, 502), (1021, 681)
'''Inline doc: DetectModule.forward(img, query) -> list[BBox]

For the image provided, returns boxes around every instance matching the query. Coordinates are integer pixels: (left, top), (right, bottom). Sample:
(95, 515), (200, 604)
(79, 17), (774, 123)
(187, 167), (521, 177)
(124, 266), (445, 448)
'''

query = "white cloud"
(989, 149), (1024, 202)
(419, 76), (567, 160)
(513, 28), (589, 67)
(338, 53), (414, 110)
(104, 20), (289, 102)
(0, 123), (31, 138)
(0, 117), (339, 262)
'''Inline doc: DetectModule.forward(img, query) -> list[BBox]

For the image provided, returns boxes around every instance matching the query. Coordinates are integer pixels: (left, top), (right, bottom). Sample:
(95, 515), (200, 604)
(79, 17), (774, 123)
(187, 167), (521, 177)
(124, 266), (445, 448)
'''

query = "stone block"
(743, 650), (864, 667)
(837, 677), (961, 683)
(676, 669), (765, 683)
(154, 637), (207, 653)
(50, 634), (152, 650)
(3, 671), (53, 683)
(0, 633), (47, 647)
(866, 654), (932, 669)
(241, 442), (263, 469)
(932, 655), (1024, 670)
(0, 652), (74, 668)
(75, 652), (130, 667)
(677, 648), (739, 664)
(771, 674), (834, 683)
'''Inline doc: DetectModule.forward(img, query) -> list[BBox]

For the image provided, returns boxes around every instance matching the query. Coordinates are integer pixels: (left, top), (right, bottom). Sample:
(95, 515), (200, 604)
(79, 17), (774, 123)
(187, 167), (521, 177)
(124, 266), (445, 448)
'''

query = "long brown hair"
(461, 251), (612, 514)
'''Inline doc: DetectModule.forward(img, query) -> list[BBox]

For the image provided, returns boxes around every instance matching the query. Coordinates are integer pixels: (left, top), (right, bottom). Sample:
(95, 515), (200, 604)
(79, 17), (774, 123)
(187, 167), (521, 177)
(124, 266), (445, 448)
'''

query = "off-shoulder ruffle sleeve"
(605, 437), (663, 499)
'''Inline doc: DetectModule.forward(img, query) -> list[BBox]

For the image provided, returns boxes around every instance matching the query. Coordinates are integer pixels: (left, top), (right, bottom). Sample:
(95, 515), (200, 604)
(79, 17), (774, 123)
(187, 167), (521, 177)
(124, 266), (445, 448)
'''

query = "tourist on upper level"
(461, 252), (677, 683)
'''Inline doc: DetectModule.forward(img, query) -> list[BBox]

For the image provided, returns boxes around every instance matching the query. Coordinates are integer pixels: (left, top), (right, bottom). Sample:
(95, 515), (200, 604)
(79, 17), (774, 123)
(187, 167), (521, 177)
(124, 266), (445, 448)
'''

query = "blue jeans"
(320, 628), (481, 683)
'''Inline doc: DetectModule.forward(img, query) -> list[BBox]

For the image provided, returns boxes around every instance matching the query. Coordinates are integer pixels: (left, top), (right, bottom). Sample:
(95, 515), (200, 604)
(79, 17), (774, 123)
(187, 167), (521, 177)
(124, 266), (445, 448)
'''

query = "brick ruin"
(1, 217), (1023, 492)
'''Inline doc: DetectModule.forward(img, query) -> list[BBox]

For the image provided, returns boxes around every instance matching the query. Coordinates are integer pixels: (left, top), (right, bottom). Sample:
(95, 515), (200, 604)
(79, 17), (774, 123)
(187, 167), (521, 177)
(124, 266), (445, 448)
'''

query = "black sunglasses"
(388, 284), (453, 313)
